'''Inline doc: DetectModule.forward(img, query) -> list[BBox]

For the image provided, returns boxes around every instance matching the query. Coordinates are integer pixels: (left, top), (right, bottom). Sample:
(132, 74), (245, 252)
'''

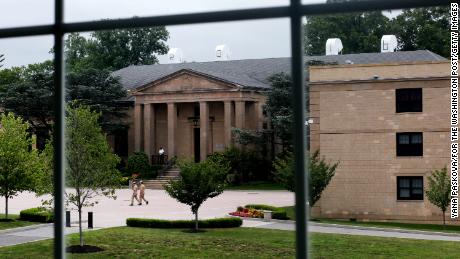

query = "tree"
(0, 61), (54, 147)
(65, 26), (169, 71)
(0, 113), (39, 219)
(65, 104), (121, 247)
(273, 150), (338, 207)
(164, 160), (229, 231)
(66, 68), (128, 133)
(304, 10), (391, 55)
(390, 7), (449, 57)
(264, 73), (295, 150)
(0, 63), (128, 143)
(425, 167), (451, 225)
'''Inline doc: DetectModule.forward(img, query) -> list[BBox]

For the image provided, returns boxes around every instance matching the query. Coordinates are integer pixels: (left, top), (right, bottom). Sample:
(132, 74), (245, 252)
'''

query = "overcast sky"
(0, 0), (399, 68)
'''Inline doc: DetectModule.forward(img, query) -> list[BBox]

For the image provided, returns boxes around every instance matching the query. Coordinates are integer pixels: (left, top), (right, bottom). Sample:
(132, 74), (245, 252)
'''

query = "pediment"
(136, 70), (238, 94)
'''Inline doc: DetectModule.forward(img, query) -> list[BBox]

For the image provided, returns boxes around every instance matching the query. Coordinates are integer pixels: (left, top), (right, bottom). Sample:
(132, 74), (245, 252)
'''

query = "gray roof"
(112, 50), (446, 91)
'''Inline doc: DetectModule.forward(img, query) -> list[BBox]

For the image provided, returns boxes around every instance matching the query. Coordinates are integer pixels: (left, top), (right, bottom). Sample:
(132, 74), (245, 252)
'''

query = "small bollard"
(88, 212), (93, 229)
(263, 210), (273, 221)
(66, 211), (71, 227)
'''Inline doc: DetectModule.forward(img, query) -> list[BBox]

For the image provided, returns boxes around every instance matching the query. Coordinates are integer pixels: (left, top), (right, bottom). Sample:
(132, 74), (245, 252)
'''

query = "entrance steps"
(143, 168), (180, 189)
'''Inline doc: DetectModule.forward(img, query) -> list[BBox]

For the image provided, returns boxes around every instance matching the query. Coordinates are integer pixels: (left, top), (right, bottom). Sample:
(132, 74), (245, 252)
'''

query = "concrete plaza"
(0, 189), (295, 228)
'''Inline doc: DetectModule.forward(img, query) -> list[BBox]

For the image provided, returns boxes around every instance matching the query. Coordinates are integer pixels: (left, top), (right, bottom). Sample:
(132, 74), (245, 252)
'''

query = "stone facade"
(127, 69), (265, 162)
(309, 61), (451, 223)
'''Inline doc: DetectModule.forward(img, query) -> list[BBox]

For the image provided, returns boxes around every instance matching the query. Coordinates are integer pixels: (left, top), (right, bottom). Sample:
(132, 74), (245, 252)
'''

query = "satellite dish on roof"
(167, 48), (183, 63)
(381, 35), (398, 53)
(325, 38), (343, 56)
(215, 44), (231, 61)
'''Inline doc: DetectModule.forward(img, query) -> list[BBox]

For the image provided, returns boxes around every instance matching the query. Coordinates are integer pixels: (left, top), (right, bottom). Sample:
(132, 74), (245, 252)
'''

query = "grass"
(283, 206), (460, 234)
(225, 181), (286, 190)
(0, 227), (460, 258)
(0, 214), (39, 231)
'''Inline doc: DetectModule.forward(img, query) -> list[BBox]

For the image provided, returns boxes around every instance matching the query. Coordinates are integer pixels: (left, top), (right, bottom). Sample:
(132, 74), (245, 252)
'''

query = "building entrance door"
(194, 128), (200, 162)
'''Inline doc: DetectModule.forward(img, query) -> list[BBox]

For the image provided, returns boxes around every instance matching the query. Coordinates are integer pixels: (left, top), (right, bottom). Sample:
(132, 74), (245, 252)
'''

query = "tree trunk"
(79, 207), (84, 247)
(195, 211), (198, 232)
(443, 210), (446, 225)
(5, 196), (8, 220)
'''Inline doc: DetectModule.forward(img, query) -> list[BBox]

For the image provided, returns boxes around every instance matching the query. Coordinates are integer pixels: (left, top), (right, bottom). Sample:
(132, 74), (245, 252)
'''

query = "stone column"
(167, 103), (176, 159)
(134, 104), (142, 152)
(235, 101), (245, 129)
(143, 103), (154, 161)
(254, 101), (264, 130)
(200, 101), (209, 161)
(224, 101), (232, 147)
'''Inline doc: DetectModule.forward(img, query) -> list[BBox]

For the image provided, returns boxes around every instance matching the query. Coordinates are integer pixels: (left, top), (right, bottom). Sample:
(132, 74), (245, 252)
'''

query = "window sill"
(396, 200), (424, 202)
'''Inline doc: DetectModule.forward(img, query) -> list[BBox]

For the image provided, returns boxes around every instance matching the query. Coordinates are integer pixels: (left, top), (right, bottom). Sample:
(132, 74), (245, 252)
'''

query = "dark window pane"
(397, 176), (423, 200)
(397, 133), (423, 156)
(396, 88), (422, 113)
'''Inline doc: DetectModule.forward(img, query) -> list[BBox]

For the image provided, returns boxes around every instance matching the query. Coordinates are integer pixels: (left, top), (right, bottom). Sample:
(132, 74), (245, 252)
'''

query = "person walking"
(130, 180), (140, 206)
(138, 180), (149, 205)
(158, 147), (165, 164)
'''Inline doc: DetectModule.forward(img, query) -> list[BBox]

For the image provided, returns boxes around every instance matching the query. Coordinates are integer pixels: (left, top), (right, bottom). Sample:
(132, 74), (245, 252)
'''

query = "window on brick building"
(396, 132), (423, 156)
(397, 176), (423, 200)
(396, 88), (422, 113)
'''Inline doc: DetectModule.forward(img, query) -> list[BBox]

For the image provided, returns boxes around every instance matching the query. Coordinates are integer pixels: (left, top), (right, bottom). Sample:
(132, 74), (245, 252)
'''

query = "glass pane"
(0, 36), (54, 257)
(399, 178), (410, 188)
(398, 135), (410, 144)
(412, 188), (423, 195)
(399, 189), (410, 198)
(65, 0), (288, 23)
(411, 134), (422, 144)
(412, 178), (423, 188)
(0, 0), (53, 29)
(64, 18), (293, 257)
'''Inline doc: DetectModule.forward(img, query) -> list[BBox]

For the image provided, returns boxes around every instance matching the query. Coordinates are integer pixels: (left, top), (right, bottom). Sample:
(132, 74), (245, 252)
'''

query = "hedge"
(126, 217), (242, 228)
(245, 204), (289, 220)
(20, 207), (54, 223)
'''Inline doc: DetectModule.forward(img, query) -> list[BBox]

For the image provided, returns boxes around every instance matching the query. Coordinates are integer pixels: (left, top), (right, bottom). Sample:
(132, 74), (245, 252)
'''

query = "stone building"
(113, 50), (449, 222)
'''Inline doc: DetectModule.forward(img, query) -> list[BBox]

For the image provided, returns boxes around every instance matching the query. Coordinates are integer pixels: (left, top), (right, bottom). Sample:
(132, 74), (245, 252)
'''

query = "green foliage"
(305, 10), (391, 55)
(0, 62), (128, 139)
(65, 104), (122, 246)
(0, 113), (41, 219)
(65, 26), (169, 72)
(0, 61), (54, 138)
(425, 167), (451, 225)
(207, 147), (271, 185)
(390, 7), (449, 57)
(19, 207), (54, 223)
(244, 204), (289, 220)
(264, 73), (296, 150)
(304, 6), (449, 57)
(164, 159), (229, 231)
(273, 150), (338, 207)
(66, 68), (128, 133)
(125, 152), (157, 178)
(126, 217), (242, 229)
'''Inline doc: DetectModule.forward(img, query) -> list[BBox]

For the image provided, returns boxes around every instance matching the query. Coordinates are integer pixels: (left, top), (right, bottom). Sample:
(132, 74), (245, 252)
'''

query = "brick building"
(113, 50), (449, 222)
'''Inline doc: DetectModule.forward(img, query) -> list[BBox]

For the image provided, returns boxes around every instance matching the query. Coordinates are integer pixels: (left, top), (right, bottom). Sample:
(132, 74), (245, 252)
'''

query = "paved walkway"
(244, 220), (460, 242)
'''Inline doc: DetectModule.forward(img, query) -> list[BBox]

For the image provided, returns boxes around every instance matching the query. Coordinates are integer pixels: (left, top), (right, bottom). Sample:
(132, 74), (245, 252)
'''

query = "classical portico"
(132, 69), (266, 162)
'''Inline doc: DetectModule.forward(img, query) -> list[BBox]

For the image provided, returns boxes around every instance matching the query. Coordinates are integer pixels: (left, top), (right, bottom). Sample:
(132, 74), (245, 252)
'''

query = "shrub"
(207, 147), (272, 185)
(126, 217), (242, 228)
(245, 204), (288, 220)
(20, 207), (54, 223)
(126, 152), (157, 178)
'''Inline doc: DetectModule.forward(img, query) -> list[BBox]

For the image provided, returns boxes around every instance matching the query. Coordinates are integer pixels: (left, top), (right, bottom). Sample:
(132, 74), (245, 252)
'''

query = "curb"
(238, 216), (460, 238)
(0, 223), (52, 235)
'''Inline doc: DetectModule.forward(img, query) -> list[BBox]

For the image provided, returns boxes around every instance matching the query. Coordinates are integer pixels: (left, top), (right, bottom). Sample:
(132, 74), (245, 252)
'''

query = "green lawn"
(0, 227), (459, 258)
(0, 214), (39, 231)
(283, 206), (460, 234)
(225, 181), (286, 190)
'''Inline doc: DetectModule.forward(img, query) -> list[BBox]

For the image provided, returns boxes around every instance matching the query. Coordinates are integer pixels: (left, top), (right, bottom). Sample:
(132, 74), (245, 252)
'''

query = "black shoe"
(138, 203), (142, 206)
(146, 201), (149, 205)
(129, 204), (133, 206)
